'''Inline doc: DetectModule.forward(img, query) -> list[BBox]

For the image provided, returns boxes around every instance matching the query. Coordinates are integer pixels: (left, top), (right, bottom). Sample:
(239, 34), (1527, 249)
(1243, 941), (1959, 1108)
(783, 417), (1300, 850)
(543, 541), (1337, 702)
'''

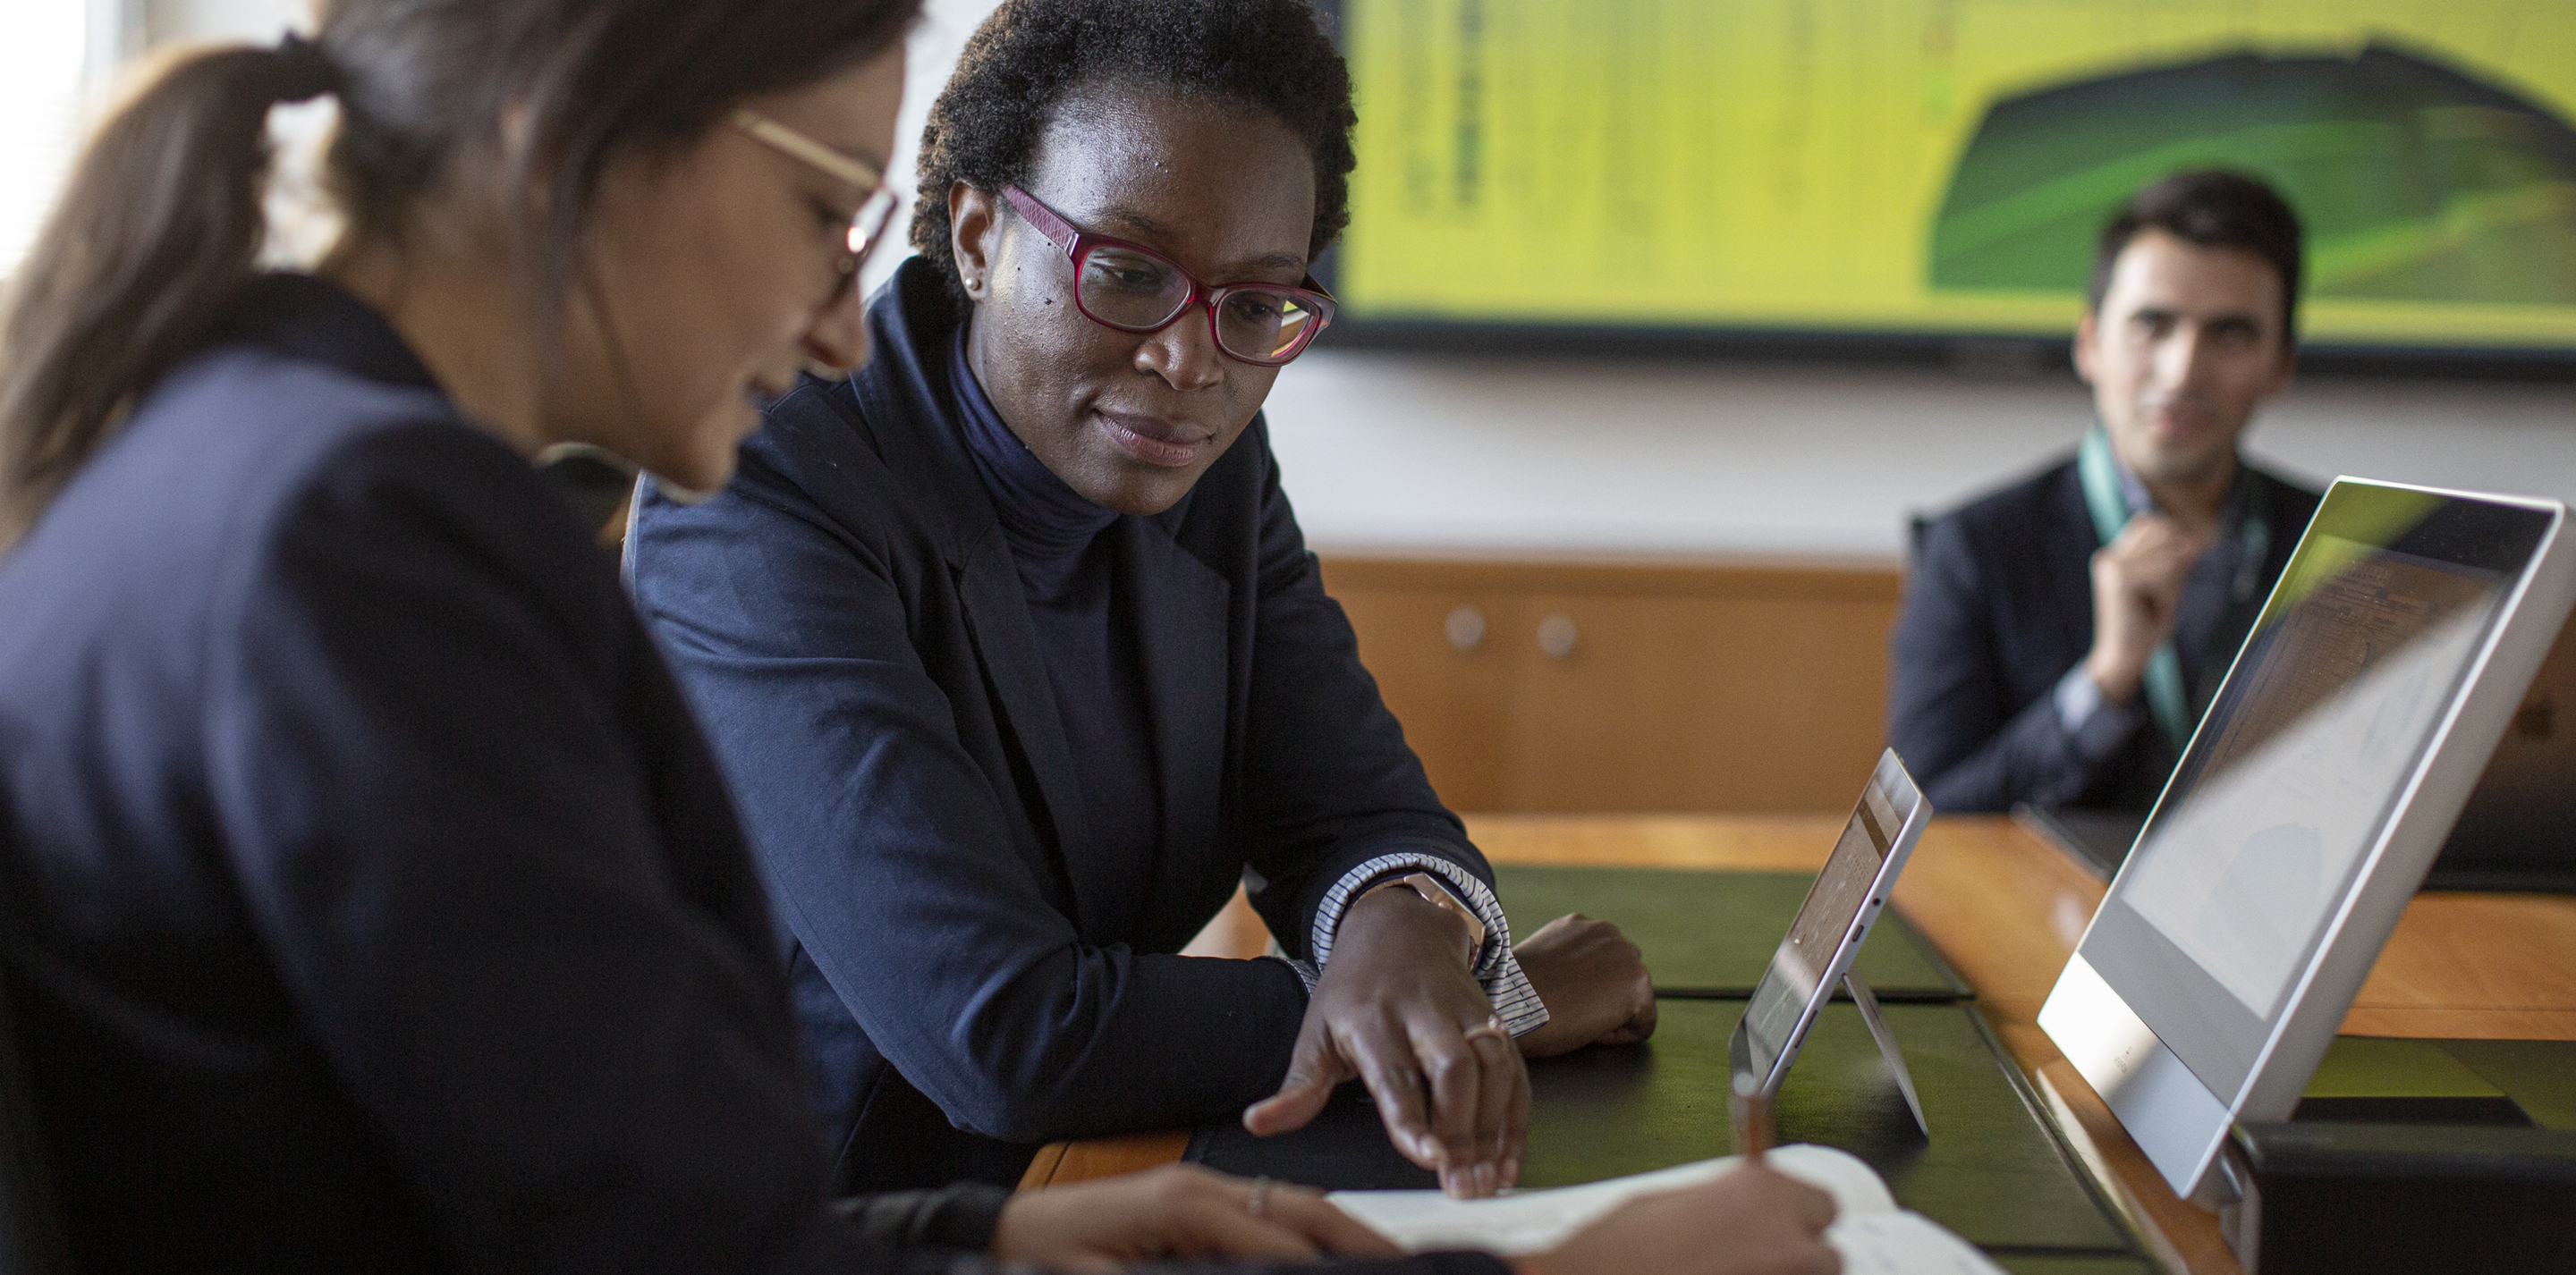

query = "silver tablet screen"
(2119, 540), (2500, 1016)
(2082, 486), (2553, 1096)
(1742, 783), (1895, 1078)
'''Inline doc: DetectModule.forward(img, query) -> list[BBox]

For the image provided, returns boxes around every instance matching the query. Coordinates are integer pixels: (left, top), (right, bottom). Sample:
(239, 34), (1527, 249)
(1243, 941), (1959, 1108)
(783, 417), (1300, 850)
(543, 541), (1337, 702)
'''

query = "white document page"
(1830, 1212), (2020, 1275)
(1327, 1144), (2004, 1274)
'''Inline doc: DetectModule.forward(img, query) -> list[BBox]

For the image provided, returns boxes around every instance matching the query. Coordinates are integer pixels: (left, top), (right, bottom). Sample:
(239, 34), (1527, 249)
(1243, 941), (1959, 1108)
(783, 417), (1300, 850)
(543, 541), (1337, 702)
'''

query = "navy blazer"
(628, 259), (1495, 1191)
(0, 277), (1012, 1273)
(1888, 454), (2319, 814)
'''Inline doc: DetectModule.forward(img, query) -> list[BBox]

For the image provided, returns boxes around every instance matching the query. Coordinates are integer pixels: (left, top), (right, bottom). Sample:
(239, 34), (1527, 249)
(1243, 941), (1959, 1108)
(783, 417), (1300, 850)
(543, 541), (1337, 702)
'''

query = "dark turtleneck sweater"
(948, 328), (1163, 870)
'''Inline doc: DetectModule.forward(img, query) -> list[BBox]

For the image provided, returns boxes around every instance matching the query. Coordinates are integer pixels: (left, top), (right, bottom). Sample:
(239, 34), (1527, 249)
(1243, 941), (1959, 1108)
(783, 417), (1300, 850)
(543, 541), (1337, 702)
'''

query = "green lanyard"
(2076, 426), (2268, 753)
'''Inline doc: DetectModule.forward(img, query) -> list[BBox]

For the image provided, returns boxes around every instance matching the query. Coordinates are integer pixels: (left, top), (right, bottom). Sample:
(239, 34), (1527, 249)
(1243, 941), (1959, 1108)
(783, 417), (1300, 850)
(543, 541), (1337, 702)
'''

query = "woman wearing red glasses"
(627, 0), (1670, 1206)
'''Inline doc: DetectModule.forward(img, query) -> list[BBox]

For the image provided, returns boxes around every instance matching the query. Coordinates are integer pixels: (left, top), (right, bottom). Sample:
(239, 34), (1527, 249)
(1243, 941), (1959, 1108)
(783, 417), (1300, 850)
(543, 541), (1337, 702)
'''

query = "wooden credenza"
(1318, 555), (1906, 814)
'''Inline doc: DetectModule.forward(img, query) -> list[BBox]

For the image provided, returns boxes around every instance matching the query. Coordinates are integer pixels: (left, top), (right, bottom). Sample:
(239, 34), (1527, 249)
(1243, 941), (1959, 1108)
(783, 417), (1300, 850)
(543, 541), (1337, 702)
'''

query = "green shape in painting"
(1928, 42), (2576, 308)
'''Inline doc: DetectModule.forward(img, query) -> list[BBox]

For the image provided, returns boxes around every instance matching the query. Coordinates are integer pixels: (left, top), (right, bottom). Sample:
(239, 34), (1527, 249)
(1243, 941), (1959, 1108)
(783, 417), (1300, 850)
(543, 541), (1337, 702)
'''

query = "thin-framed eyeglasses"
(733, 108), (902, 307)
(1001, 185), (1335, 367)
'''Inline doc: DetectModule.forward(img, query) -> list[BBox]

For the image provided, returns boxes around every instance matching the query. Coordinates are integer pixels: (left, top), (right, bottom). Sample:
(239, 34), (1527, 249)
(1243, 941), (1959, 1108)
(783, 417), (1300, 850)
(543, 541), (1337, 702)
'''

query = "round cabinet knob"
(1536, 613), (1578, 660)
(1445, 605), (1487, 652)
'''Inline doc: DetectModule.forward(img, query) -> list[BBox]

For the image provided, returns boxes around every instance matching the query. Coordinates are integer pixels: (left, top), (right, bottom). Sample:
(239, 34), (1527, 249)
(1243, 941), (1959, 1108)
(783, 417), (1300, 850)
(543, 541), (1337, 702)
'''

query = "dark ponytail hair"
(0, 46), (328, 546)
(0, 0), (919, 549)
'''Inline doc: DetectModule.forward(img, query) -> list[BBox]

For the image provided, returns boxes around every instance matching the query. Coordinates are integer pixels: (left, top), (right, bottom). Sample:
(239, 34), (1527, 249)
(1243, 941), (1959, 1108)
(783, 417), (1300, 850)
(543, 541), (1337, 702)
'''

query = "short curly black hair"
(910, 0), (1356, 307)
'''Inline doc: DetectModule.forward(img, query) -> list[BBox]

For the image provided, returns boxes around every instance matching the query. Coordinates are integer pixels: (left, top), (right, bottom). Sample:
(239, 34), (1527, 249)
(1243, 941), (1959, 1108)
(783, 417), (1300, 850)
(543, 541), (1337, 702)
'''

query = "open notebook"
(1326, 1144), (2005, 1275)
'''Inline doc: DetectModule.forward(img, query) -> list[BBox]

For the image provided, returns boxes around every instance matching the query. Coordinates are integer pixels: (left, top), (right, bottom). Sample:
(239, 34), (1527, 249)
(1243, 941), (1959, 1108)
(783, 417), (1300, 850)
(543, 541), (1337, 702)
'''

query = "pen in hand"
(1730, 1071), (1773, 1164)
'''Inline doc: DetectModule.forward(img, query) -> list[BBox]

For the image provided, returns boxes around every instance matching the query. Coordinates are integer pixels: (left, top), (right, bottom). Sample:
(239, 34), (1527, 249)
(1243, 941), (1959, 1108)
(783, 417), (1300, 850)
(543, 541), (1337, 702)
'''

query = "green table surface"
(1991, 1258), (2158, 1275)
(2425, 1039), (2576, 1130)
(2301, 1036), (2576, 1130)
(1493, 865), (1971, 1001)
(1191, 1000), (2138, 1260)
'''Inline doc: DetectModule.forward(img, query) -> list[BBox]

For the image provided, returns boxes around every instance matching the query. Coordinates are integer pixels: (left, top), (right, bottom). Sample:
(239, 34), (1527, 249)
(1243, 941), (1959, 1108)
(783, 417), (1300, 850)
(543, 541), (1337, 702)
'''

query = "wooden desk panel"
(1034, 815), (2576, 1275)
(2343, 892), (2576, 1037)
(1018, 1130), (1195, 1192)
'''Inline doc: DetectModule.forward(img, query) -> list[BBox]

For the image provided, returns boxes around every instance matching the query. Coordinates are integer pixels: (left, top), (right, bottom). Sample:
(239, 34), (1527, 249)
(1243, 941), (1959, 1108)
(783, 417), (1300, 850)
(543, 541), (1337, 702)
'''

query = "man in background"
(1890, 171), (2323, 817)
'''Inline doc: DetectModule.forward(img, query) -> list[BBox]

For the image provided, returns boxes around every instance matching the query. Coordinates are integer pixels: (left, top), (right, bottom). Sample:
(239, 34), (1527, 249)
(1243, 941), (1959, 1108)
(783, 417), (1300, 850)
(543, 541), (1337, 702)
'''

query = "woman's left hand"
(1240, 884), (1528, 1198)
(1508, 913), (1658, 1059)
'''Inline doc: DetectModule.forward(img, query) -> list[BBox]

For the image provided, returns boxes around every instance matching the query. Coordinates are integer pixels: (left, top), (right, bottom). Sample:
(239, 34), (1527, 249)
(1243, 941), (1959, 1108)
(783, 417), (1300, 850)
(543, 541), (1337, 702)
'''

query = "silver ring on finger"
(1245, 1175), (1270, 1219)
(1462, 1014), (1511, 1046)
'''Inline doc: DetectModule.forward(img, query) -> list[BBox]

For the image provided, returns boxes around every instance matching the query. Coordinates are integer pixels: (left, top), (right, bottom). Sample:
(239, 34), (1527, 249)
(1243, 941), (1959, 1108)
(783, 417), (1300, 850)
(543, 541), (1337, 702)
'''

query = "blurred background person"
(1890, 172), (2320, 817)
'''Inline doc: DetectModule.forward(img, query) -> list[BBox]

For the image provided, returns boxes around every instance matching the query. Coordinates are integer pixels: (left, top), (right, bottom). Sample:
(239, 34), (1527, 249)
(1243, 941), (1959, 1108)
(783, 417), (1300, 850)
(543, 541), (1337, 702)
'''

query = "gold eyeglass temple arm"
(733, 108), (886, 190)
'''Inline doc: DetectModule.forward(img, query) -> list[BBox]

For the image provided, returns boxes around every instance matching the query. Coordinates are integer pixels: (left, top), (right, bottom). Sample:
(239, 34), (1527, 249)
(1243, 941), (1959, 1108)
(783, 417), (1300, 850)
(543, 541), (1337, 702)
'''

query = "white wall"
(1261, 354), (2576, 560)
(0, 5), (93, 275)
(158, 0), (2576, 562)
(142, 0), (307, 46)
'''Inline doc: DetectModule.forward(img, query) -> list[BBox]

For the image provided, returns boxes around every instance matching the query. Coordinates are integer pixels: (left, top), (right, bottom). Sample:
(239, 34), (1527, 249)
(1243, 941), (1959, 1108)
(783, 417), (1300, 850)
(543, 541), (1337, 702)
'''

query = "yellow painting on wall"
(1335, 0), (2576, 349)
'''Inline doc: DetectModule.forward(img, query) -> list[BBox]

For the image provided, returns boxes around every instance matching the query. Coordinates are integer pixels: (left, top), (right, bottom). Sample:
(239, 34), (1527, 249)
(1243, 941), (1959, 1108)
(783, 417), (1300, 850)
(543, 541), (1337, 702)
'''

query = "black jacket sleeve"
(1888, 511), (2098, 813)
(205, 426), (952, 1272)
(844, 1185), (1012, 1253)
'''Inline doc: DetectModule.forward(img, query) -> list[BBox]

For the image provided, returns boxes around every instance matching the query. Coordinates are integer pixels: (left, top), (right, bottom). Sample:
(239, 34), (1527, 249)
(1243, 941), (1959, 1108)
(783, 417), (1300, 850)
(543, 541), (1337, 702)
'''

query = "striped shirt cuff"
(1284, 852), (1550, 1036)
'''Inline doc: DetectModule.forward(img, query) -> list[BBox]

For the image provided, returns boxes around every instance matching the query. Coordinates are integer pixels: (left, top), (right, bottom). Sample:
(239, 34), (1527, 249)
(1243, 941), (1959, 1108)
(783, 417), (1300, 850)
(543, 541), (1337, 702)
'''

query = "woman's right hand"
(1525, 1164), (1843, 1275)
(990, 1163), (1400, 1273)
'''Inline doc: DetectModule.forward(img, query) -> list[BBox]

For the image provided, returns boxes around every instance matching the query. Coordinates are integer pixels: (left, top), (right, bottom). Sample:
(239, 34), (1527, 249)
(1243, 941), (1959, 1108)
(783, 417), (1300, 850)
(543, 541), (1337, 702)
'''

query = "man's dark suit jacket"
(1889, 454), (2320, 815)
(0, 276), (1008, 1273)
(627, 260), (1496, 1192)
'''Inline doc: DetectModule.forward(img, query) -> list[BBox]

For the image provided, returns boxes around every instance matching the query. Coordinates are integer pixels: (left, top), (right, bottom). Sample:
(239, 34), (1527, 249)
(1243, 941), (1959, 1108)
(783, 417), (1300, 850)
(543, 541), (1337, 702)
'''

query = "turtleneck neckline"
(951, 325), (1118, 571)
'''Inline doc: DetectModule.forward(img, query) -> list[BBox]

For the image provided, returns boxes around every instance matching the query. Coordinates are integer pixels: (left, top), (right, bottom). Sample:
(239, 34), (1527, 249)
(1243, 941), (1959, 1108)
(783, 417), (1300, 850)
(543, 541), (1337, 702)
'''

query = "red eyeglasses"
(1002, 185), (1335, 367)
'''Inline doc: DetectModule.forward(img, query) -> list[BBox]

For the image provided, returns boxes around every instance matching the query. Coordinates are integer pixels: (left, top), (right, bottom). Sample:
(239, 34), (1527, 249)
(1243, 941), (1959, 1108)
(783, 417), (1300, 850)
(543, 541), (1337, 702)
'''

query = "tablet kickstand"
(1845, 972), (1930, 1139)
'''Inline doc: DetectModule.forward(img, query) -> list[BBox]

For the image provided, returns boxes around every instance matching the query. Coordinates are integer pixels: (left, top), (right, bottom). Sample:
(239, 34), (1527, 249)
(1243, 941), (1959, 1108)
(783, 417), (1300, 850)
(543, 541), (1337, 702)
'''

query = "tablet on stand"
(1730, 749), (1936, 1137)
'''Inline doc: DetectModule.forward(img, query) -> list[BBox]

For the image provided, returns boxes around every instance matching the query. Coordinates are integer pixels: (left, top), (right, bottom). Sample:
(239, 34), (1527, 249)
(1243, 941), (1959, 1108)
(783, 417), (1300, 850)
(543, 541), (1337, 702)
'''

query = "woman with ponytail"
(0, 0), (1844, 1269)
(0, 3), (1452, 1271)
